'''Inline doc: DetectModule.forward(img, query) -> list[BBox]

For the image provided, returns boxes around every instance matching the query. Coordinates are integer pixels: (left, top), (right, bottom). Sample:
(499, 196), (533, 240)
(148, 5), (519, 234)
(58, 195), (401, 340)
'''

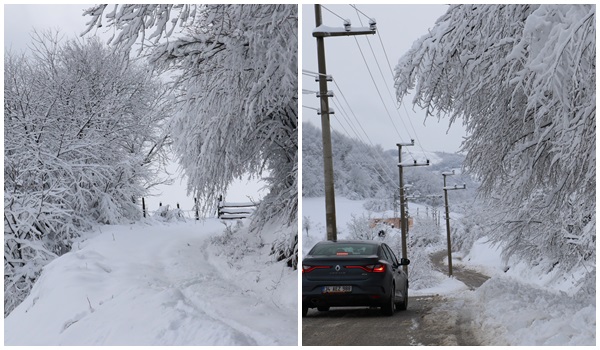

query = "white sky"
(4, 4), (98, 53)
(302, 4), (467, 155)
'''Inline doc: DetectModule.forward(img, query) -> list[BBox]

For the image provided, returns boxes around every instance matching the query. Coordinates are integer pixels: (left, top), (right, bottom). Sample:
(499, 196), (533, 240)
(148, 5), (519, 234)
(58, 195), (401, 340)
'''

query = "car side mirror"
(400, 258), (410, 266)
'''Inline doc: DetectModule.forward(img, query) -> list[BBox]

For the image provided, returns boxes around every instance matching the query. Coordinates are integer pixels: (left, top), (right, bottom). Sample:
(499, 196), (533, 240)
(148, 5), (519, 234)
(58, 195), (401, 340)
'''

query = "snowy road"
(302, 250), (489, 346)
(430, 250), (490, 290)
(5, 221), (297, 346)
(302, 294), (479, 346)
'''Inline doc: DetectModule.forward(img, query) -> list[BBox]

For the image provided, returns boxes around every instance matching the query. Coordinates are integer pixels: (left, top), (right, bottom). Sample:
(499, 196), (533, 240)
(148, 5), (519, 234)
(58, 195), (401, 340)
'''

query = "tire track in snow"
(149, 228), (293, 346)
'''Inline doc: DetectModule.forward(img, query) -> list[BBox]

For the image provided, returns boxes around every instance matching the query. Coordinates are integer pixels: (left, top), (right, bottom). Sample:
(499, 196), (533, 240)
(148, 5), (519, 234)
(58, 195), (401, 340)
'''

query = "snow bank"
(470, 277), (595, 346)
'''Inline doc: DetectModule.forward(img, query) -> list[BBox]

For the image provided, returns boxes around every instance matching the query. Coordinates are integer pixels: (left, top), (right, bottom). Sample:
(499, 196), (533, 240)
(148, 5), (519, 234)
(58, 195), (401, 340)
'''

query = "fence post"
(217, 195), (223, 218)
(194, 198), (199, 220)
(142, 197), (146, 218)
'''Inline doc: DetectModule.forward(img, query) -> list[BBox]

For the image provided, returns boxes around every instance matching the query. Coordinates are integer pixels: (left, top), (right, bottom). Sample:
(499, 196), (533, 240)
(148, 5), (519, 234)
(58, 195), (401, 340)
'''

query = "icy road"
(4, 221), (298, 346)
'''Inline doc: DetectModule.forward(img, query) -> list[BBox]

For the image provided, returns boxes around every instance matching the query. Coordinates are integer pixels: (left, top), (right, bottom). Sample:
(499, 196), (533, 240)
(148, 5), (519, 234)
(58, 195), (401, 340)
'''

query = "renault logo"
(335, 265), (341, 271)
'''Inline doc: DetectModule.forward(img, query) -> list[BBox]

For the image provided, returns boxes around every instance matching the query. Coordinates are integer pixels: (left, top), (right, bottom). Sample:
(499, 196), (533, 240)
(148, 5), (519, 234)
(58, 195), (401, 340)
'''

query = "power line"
(332, 79), (400, 181)
(349, 4), (371, 20)
(302, 69), (327, 77)
(304, 88), (398, 192)
(330, 83), (398, 187)
(352, 35), (416, 161)
(309, 75), (397, 187)
(375, 26), (430, 157)
(329, 100), (398, 188)
(321, 5), (346, 22)
(351, 4), (430, 159)
(302, 105), (319, 112)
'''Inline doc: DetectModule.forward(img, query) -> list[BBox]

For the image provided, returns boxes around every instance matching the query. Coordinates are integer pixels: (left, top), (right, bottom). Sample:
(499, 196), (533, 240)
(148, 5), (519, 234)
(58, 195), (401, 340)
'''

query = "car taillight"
(371, 264), (386, 273)
(345, 264), (386, 273)
(302, 265), (331, 273)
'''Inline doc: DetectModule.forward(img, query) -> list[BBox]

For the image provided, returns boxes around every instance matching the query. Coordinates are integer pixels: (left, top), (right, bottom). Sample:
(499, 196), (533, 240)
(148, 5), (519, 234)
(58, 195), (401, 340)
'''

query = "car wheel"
(317, 306), (330, 312)
(302, 304), (308, 317)
(396, 283), (408, 311)
(381, 283), (395, 316)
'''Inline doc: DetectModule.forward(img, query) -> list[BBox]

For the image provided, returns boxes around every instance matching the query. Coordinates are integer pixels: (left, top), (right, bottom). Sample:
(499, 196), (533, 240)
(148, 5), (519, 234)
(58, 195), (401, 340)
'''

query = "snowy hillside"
(302, 122), (475, 203)
(5, 220), (297, 346)
(302, 196), (595, 345)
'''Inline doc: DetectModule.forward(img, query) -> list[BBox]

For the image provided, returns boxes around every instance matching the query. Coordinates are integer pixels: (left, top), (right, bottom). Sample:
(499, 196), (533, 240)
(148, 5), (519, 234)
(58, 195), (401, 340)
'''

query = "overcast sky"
(302, 4), (466, 156)
(4, 4), (98, 53)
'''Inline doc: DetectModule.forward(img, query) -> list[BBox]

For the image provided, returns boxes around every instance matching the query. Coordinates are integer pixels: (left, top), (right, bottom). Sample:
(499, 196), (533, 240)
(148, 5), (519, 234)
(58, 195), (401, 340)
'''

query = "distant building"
(369, 217), (413, 230)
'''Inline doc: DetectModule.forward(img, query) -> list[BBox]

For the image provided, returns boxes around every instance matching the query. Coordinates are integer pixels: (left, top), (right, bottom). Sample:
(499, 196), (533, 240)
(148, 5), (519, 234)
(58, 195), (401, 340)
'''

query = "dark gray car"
(302, 240), (410, 317)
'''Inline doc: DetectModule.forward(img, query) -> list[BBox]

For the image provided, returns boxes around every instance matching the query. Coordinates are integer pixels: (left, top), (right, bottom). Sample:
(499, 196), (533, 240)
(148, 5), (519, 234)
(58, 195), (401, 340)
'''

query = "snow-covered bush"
(152, 205), (186, 222)
(4, 33), (172, 316)
(346, 213), (389, 241)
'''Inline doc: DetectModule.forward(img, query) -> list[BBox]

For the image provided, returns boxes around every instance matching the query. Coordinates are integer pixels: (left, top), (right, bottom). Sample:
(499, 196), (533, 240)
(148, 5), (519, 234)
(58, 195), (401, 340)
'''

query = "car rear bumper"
(302, 284), (387, 308)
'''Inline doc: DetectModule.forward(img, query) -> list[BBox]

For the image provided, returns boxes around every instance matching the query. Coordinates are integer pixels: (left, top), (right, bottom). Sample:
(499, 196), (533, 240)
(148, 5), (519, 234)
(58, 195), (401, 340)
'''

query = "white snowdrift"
(469, 277), (595, 346)
(4, 220), (297, 346)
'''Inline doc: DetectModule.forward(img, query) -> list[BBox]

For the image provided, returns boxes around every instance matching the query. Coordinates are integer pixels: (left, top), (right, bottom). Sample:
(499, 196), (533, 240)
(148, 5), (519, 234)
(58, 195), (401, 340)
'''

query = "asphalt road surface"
(302, 250), (490, 346)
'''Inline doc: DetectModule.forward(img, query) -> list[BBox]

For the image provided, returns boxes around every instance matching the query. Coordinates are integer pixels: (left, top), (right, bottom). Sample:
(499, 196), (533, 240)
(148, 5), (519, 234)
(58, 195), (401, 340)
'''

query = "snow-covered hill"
(4, 220), (297, 346)
(302, 122), (476, 204)
(302, 196), (595, 346)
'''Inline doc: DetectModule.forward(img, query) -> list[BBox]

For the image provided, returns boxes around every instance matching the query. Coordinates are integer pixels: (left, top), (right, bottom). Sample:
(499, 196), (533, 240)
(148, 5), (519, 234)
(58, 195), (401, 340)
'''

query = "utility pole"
(397, 140), (429, 272)
(442, 170), (466, 277)
(313, 4), (376, 241)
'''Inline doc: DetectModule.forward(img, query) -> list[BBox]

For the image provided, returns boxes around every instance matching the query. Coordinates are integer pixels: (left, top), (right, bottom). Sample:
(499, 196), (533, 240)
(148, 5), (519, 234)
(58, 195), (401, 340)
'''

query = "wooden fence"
(217, 195), (256, 220)
(141, 195), (256, 220)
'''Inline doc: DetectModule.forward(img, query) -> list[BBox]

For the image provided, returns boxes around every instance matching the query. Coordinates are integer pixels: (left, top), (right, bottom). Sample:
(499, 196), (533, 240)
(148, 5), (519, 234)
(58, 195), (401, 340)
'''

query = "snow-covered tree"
(395, 5), (595, 273)
(83, 4), (298, 266)
(4, 32), (172, 315)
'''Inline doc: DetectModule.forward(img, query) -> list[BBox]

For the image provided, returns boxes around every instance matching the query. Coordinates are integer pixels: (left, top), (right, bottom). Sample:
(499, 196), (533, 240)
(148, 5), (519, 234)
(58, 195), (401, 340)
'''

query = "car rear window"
(309, 243), (378, 256)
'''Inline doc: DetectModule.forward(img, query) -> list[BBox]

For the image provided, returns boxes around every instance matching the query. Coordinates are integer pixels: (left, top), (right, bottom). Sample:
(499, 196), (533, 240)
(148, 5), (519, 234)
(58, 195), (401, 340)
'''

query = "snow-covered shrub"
(4, 33), (172, 316)
(409, 216), (443, 249)
(346, 213), (389, 241)
(152, 205), (186, 222)
(405, 216), (446, 289)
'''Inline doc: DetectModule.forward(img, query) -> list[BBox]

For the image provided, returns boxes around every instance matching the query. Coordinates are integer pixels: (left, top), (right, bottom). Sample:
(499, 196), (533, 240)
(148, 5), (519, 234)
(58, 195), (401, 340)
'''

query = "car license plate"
(322, 286), (352, 294)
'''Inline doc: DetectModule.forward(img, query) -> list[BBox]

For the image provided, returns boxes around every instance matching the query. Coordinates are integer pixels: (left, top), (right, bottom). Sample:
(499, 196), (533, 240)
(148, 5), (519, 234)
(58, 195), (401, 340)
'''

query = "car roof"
(314, 240), (382, 246)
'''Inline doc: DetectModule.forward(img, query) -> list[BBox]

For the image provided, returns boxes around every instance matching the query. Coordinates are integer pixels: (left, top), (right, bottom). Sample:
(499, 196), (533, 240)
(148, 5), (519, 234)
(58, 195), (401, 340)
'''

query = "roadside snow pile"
(470, 277), (595, 346)
(455, 237), (595, 345)
(4, 220), (297, 346)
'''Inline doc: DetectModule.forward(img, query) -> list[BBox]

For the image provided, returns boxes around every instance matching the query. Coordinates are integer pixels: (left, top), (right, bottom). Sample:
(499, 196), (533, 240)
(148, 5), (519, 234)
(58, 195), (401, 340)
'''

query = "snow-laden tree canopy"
(4, 33), (172, 316)
(395, 5), (595, 271)
(83, 4), (298, 265)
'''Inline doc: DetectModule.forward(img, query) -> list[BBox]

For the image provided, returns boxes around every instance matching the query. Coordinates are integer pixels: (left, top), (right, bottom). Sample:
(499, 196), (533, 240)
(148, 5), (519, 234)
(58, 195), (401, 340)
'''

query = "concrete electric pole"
(313, 4), (376, 241)
(397, 140), (429, 272)
(442, 170), (466, 276)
